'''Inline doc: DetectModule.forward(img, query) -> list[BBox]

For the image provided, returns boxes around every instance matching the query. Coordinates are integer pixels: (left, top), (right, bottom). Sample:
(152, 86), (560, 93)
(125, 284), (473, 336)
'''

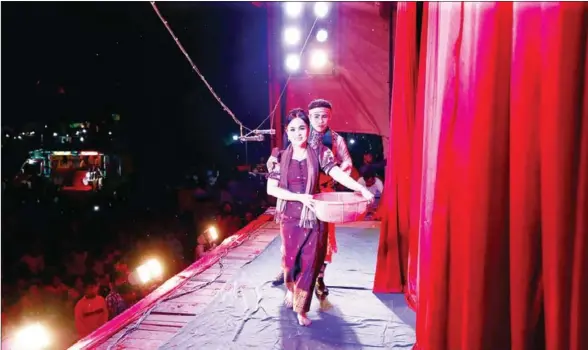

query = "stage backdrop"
(284, 2), (392, 157)
(376, 2), (588, 350)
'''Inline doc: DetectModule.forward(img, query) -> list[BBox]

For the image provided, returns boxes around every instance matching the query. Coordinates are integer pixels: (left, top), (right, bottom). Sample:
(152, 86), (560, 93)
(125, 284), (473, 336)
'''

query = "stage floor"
(77, 219), (415, 350)
(160, 222), (415, 349)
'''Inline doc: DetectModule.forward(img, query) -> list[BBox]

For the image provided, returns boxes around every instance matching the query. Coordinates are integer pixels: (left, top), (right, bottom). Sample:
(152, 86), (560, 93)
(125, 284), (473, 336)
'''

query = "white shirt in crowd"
(358, 177), (384, 197)
(74, 295), (108, 338)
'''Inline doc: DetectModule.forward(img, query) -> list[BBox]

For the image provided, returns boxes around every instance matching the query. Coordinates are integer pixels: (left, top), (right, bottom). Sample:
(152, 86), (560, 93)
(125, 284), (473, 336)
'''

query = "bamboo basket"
(313, 192), (369, 223)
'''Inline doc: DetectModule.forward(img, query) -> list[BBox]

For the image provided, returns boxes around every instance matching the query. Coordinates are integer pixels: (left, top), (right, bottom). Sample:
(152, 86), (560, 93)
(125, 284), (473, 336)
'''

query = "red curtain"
(373, 2), (417, 293)
(375, 2), (588, 349)
(406, 2), (429, 310)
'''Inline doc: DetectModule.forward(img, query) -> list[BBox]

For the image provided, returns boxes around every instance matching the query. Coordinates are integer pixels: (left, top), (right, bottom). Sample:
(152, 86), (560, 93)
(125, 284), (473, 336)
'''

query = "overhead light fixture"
(285, 54), (301, 72)
(314, 2), (329, 18)
(309, 50), (329, 69)
(316, 29), (328, 42)
(284, 2), (303, 18)
(283, 27), (302, 46)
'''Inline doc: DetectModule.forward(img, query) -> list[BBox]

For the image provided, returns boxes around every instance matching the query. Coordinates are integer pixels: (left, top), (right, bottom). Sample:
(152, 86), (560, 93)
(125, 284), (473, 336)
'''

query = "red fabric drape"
(406, 2), (429, 311)
(380, 2), (588, 349)
(373, 2), (417, 293)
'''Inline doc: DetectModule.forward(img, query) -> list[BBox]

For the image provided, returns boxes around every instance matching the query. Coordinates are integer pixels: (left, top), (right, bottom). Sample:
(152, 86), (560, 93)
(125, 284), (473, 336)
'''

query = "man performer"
(267, 98), (352, 303)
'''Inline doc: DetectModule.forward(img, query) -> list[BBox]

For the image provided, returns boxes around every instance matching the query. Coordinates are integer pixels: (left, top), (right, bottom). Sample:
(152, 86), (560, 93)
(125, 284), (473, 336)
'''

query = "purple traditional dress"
(268, 144), (336, 314)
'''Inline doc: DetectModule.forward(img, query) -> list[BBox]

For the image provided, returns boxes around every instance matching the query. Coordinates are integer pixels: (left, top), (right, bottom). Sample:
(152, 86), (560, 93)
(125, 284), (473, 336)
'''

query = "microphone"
(238, 135), (264, 142)
(253, 129), (276, 135)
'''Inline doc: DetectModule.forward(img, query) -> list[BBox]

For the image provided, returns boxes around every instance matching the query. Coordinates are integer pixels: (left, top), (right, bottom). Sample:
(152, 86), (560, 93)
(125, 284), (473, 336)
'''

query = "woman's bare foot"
(297, 312), (311, 326)
(319, 298), (333, 311)
(284, 291), (293, 308)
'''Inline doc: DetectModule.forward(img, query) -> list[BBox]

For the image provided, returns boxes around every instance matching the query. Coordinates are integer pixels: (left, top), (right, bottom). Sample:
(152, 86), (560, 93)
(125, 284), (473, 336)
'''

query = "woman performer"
(266, 108), (374, 326)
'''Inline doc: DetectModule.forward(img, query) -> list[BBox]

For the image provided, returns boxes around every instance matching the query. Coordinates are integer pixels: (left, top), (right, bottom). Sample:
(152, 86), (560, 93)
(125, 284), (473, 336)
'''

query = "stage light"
(14, 323), (51, 350)
(285, 54), (301, 72)
(146, 258), (163, 278)
(136, 264), (151, 284)
(93, 205), (100, 211)
(136, 258), (163, 284)
(80, 137), (85, 142)
(310, 50), (329, 69)
(284, 2), (303, 18)
(283, 27), (301, 46)
(314, 2), (329, 18)
(349, 138), (356, 145)
(208, 226), (219, 240)
(232, 134), (239, 141)
(53, 132), (58, 137)
(316, 29), (328, 42)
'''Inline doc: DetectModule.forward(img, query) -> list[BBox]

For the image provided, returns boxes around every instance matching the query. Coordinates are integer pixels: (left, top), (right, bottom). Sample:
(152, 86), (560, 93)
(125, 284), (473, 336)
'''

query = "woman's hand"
(359, 188), (375, 203)
(298, 194), (317, 213)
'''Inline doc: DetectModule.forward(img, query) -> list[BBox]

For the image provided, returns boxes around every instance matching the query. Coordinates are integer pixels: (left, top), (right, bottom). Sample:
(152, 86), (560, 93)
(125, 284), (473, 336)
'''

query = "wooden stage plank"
(136, 324), (179, 333)
(140, 320), (185, 329)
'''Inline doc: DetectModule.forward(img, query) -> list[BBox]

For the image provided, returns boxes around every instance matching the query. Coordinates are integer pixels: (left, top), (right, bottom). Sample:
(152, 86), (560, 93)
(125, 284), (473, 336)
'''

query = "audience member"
(74, 277), (108, 338)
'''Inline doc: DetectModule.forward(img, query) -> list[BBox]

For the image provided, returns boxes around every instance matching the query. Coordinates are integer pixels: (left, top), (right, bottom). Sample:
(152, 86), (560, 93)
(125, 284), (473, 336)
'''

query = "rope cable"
(151, 1), (319, 138)
(150, 2), (252, 131)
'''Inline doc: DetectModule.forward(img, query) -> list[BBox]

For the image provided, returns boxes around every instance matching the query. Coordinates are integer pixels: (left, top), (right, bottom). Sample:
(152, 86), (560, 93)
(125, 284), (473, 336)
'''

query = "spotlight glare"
(14, 323), (51, 349)
(232, 134), (239, 141)
(136, 264), (151, 284)
(350, 138), (356, 144)
(208, 226), (218, 240)
(146, 258), (163, 278)
(136, 258), (163, 284)
(316, 29), (328, 42)
(283, 27), (301, 46)
(285, 54), (301, 72)
(314, 2), (329, 18)
(310, 50), (329, 69)
(284, 2), (303, 18)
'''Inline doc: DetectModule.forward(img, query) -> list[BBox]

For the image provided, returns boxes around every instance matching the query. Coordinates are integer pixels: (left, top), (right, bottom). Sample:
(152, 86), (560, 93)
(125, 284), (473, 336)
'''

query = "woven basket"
(313, 192), (369, 223)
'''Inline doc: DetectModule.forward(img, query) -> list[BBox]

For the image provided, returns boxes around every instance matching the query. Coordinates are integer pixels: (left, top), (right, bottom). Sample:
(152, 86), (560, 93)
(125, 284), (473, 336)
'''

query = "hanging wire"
(151, 1), (319, 138)
(150, 2), (252, 132)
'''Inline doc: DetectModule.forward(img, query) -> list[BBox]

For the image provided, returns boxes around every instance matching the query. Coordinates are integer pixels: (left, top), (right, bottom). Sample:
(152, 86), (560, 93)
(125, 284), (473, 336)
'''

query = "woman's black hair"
(283, 108), (310, 147)
(284, 108), (310, 128)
